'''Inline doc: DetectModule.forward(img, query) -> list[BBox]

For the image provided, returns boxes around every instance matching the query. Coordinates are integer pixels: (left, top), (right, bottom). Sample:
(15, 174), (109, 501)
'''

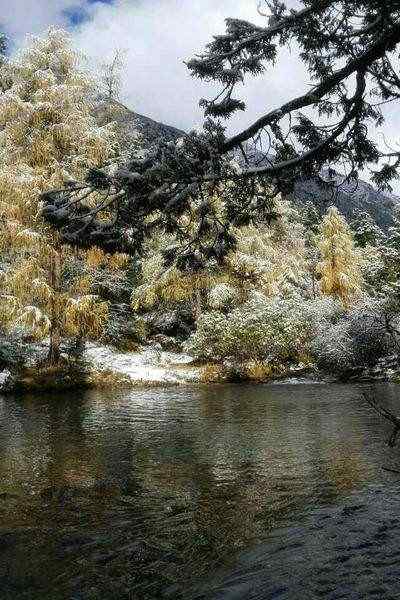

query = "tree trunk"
(74, 336), (85, 353)
(47, 249), (62, 366)
(192, 290), (203, 322)
(48, 327), (61, 365)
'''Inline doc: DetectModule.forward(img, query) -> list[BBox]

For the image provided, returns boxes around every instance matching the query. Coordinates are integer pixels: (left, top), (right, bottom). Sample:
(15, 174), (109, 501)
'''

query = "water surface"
(0, 382), (399, 598)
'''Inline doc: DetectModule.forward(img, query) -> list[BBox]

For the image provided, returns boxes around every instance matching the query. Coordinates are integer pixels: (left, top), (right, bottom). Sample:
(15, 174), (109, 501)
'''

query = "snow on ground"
(85, 344), (200, 386)
(0, 370), (11, 388)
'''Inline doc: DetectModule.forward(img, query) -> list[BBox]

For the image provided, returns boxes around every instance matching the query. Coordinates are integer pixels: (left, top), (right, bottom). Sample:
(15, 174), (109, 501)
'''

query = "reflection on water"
(0, 382), (399, 598)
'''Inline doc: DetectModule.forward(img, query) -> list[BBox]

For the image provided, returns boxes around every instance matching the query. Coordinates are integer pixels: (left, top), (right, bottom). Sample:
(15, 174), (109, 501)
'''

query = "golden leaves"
(16, 305), (51, 339)
(64, 295), (108, 339)
(132, 268), (218, 311)
(72, 275), (93, 295)
(86, 247), (107, 268)
(0, 295), (21, 327)
(0, 29), (119, 350)
(108, 252), (130, 271)
(317, 206), (363, 308)
(85, 246), (130, 270)
(4, 258), (46, 301)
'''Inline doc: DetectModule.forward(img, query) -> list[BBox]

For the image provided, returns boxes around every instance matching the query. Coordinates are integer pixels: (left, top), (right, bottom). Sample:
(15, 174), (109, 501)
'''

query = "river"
(0, 382), (399, 599)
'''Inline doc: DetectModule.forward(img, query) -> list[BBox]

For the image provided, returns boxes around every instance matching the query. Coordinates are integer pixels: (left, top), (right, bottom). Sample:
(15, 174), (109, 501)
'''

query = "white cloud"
(1, 0), (79, 41)
(72, 0), (308, 134)
(1, 0), (312, 136)
(6, 1), (400, 190)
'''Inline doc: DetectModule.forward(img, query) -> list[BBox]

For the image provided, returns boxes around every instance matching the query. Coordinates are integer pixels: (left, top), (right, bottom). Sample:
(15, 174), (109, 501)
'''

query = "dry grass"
(199, 363), (227, 383)
(87, 368), (133, 389)
(200, 360), (282, 383)
(244, 360), (276, 382)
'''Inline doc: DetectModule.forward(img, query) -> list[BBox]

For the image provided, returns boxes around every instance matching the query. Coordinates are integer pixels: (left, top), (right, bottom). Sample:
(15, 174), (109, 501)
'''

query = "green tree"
(351, 212), (384, 248)
(43, 2), (400, 265)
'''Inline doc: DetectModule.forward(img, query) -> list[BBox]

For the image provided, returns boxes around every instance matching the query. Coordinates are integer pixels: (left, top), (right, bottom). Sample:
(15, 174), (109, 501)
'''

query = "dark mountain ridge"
(118, 104), (399, 229)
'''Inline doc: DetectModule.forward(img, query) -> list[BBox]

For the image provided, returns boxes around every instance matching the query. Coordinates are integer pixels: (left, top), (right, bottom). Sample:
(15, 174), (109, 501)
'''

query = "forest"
(4, 3), (400, 600)
(1, 18), (400, 391)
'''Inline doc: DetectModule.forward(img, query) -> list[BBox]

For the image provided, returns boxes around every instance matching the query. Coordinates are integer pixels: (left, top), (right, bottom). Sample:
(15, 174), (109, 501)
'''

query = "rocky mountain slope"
(293, 172), (399, 229)
(119, 104), (399, 228)
(113, 101), (184, 149)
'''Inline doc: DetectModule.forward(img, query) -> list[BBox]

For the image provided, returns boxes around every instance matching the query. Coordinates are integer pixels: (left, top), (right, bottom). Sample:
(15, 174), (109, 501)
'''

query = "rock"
(151, 334), (183, 353)
(146, 309), (193, 337)
(0, 370), (12, 392)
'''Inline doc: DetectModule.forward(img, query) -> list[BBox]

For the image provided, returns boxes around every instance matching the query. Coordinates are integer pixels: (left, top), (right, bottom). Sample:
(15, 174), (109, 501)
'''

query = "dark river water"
(0, 382), (400, 599)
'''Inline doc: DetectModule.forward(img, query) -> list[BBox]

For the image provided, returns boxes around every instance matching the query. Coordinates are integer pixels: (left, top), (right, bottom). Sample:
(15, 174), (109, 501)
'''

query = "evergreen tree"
(378, 209), (400, 286)
(317, 207), (362, 308)
(43, 2), (400, 264)
(351, 211), (384, 248)
(0, 29), (117, 364)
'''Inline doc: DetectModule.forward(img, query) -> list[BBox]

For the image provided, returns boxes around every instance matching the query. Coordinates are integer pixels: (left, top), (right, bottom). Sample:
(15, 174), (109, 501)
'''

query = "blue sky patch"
(63, 6), (90, 27)
(64, 1), (115, 28)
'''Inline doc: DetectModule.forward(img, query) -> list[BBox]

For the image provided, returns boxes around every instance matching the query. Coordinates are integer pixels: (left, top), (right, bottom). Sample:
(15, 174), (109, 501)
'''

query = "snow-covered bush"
(312, 321), (355, 376)
(347, 309), (395, 367)
(185, 311), (232, 361)
(208, 283), (238, 311)
(311, 298), (400, 376)
(186, 294), (341, 363)
(0, 333), (32, 370)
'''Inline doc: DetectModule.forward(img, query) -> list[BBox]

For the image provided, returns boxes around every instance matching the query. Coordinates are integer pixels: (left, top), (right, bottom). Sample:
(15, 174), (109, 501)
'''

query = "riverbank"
(0, 343), (201, 393)
(1, 343), (400, 393)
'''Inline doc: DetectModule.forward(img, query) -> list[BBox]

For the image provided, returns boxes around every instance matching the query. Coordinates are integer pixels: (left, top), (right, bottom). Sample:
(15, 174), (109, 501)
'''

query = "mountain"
(112, 101), (185, 149)
(292, 172), (399, 230)
(237, 143), (399, 229)
(116, 103), (399, 228)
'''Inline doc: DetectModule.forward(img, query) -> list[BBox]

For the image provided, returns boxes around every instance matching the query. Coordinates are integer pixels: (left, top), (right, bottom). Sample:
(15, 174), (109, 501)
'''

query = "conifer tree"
(0, 29), (116, 364)
(132, 195), (307, 320)
(351, 211), (384, 248)
(43, 2), (400, 262)
(317, 207), (362, 308)
(377, 209), (400, 287)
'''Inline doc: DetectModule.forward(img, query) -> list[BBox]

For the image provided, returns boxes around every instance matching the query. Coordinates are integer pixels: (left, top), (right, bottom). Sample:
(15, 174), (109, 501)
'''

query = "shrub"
(347, 311), (395, 367)
(101, 304), (148, 351)
(199, 363), (228, 383)
(243, 360), (279, 381)
(186, 311), (231, 361)
(208, 283), (238, 311)
(311, 300), (399, 376)
(0, 334), (31, 370)
(186, 295), (343, 364)
(311, 321), (355, 376)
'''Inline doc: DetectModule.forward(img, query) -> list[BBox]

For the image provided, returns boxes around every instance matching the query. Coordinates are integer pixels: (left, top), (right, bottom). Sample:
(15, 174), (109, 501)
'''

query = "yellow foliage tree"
(132, 195), (308, 318)
(0, 29), (117, 363)
(317, 206), (363, 308)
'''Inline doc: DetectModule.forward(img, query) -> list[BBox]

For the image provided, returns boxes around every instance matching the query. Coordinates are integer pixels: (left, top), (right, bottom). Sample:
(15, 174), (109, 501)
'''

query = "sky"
(1, 0), (307, 134)
(2, 0), (400, 183)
